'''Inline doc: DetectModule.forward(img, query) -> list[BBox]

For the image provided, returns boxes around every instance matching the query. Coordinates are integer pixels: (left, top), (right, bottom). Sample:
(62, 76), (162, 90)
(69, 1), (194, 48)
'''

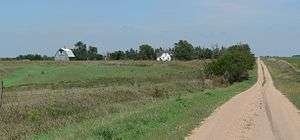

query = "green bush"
(205, 44), (255, 83)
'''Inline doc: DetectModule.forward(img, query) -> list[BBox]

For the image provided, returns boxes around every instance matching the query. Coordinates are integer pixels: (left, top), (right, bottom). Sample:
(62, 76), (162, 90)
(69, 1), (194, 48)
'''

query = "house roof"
(156, 51), (172, 57)
(59, 48), (75, 57)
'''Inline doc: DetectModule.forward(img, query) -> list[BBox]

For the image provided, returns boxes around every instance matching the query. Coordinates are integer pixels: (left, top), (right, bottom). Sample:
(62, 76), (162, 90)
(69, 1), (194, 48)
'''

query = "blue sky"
(0, 0), (299, 57)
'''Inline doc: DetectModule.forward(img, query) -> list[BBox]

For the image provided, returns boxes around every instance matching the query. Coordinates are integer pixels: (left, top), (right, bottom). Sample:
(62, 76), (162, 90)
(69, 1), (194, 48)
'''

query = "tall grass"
(31, 74), (256, 140)
(0, 60), (256, 139)
(264, 58), (300, 109)
(281, 57), (300, 69)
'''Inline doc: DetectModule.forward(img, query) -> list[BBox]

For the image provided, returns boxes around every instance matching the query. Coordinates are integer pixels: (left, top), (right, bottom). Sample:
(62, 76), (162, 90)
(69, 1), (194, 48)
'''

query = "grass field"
(264, 57), (300, 109)
(0, 61), (200, 88)
(281, 57), (300, 69)
(0, 60), (256, 140)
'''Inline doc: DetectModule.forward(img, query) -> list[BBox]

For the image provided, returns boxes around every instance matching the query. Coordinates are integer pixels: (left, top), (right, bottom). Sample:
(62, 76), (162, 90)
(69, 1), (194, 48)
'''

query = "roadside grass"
(281, 57), (300, 69)
(264, 58), (300, 109)
(30, 69), (257, 140)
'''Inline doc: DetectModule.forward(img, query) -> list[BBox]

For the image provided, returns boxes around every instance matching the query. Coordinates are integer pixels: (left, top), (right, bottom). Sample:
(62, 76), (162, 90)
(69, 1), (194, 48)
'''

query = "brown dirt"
(186, 59), (300, 140)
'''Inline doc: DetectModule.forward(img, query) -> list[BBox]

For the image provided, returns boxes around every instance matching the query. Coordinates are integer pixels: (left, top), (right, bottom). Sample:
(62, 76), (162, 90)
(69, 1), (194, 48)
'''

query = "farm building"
(54, 48), (76, 61)
(157, 52), (172, 62)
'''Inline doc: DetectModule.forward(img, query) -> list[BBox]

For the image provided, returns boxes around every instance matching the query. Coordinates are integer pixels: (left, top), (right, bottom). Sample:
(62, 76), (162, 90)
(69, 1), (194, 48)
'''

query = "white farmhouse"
(54, 48), (76, 61)
(157, 52), (172, 62)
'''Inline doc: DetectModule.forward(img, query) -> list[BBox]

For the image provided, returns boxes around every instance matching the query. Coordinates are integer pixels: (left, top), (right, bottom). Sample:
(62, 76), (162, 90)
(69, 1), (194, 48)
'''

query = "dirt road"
(186, 59), (300, 140)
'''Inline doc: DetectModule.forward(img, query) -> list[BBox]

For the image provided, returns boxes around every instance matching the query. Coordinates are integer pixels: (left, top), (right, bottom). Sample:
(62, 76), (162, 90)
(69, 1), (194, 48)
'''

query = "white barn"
(54, 48), (76, 61)
(157, 52), (172, 62)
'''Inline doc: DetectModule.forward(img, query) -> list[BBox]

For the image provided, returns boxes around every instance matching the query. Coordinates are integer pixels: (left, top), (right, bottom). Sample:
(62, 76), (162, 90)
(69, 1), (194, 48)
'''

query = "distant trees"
(108, 44), (156, 60)
(16, 54), (42, 60)
(14, 41), (103, 61)
(72, 41), (88, 60)
(194, 47), (212, 59)
(125, 48), (138, 60)
(174, 40), (194, 60)
(292, 55), (300, 58)
(13, 40), (251, 62)
(16, 54), (53, 61)
(72, 41), (103, 60)
(138, 44), (156, 60)
(106, 40), (229, 61)
(204, 43), (255, 83)
(87, 46), (103, 60)
(155, 47), (164, 55)
(109, 51), (126, 60)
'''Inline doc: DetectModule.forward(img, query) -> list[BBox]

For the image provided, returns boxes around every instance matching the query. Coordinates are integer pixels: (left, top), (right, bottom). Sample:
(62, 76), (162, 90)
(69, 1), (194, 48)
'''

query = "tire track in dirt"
(260, 62), (281, 140)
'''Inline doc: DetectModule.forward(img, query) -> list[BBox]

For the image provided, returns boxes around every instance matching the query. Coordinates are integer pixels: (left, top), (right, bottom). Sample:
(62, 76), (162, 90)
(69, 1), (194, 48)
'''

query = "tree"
(211, 46), (227, 59)
(212, 47), (220, 59)
(87, 46), (103, 60)
(15, 54), (54, 60)
(194, 46), (205, 59)
(42, 55), (54, 60)
(72, 41), (88, 60)
(174, 40), (194, 60)
(204, 43), (255, 83)
(72, 41), (103, 60)
(203, 48), (213, 59)
(292, 55), (300, 58)
(125, 48), (138, 60)
(109, 51), (126, 60)
(138, 44), (155, 60)
(155, 47), (164, 55)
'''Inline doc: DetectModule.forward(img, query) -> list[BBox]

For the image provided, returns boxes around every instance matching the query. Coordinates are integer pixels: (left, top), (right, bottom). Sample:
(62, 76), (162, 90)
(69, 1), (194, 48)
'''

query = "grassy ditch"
(31, 70), (256, 140)
(264, 58), (300, 109)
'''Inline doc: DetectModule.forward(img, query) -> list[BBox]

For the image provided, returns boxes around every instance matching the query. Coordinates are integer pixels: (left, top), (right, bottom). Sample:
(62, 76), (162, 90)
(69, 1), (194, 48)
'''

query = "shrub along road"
(186, 59), (300, 140)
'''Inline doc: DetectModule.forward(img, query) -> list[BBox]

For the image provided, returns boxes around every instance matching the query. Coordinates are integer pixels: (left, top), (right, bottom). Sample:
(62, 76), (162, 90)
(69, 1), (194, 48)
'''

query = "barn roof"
(59, 48), (75, 57)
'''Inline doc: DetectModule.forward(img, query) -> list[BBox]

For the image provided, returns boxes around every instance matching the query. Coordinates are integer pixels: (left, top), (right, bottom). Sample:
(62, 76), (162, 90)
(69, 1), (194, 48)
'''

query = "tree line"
(108, 40), (226, 60)
(13, 41), (104, 61)
(16, 54), (53, 61)
(71, 41), (104, 60)
(12, 40), (244, 62)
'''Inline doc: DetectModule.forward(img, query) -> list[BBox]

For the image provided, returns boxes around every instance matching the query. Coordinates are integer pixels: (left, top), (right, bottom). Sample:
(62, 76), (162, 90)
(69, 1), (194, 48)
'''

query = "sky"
(0, 0), (299, 57)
